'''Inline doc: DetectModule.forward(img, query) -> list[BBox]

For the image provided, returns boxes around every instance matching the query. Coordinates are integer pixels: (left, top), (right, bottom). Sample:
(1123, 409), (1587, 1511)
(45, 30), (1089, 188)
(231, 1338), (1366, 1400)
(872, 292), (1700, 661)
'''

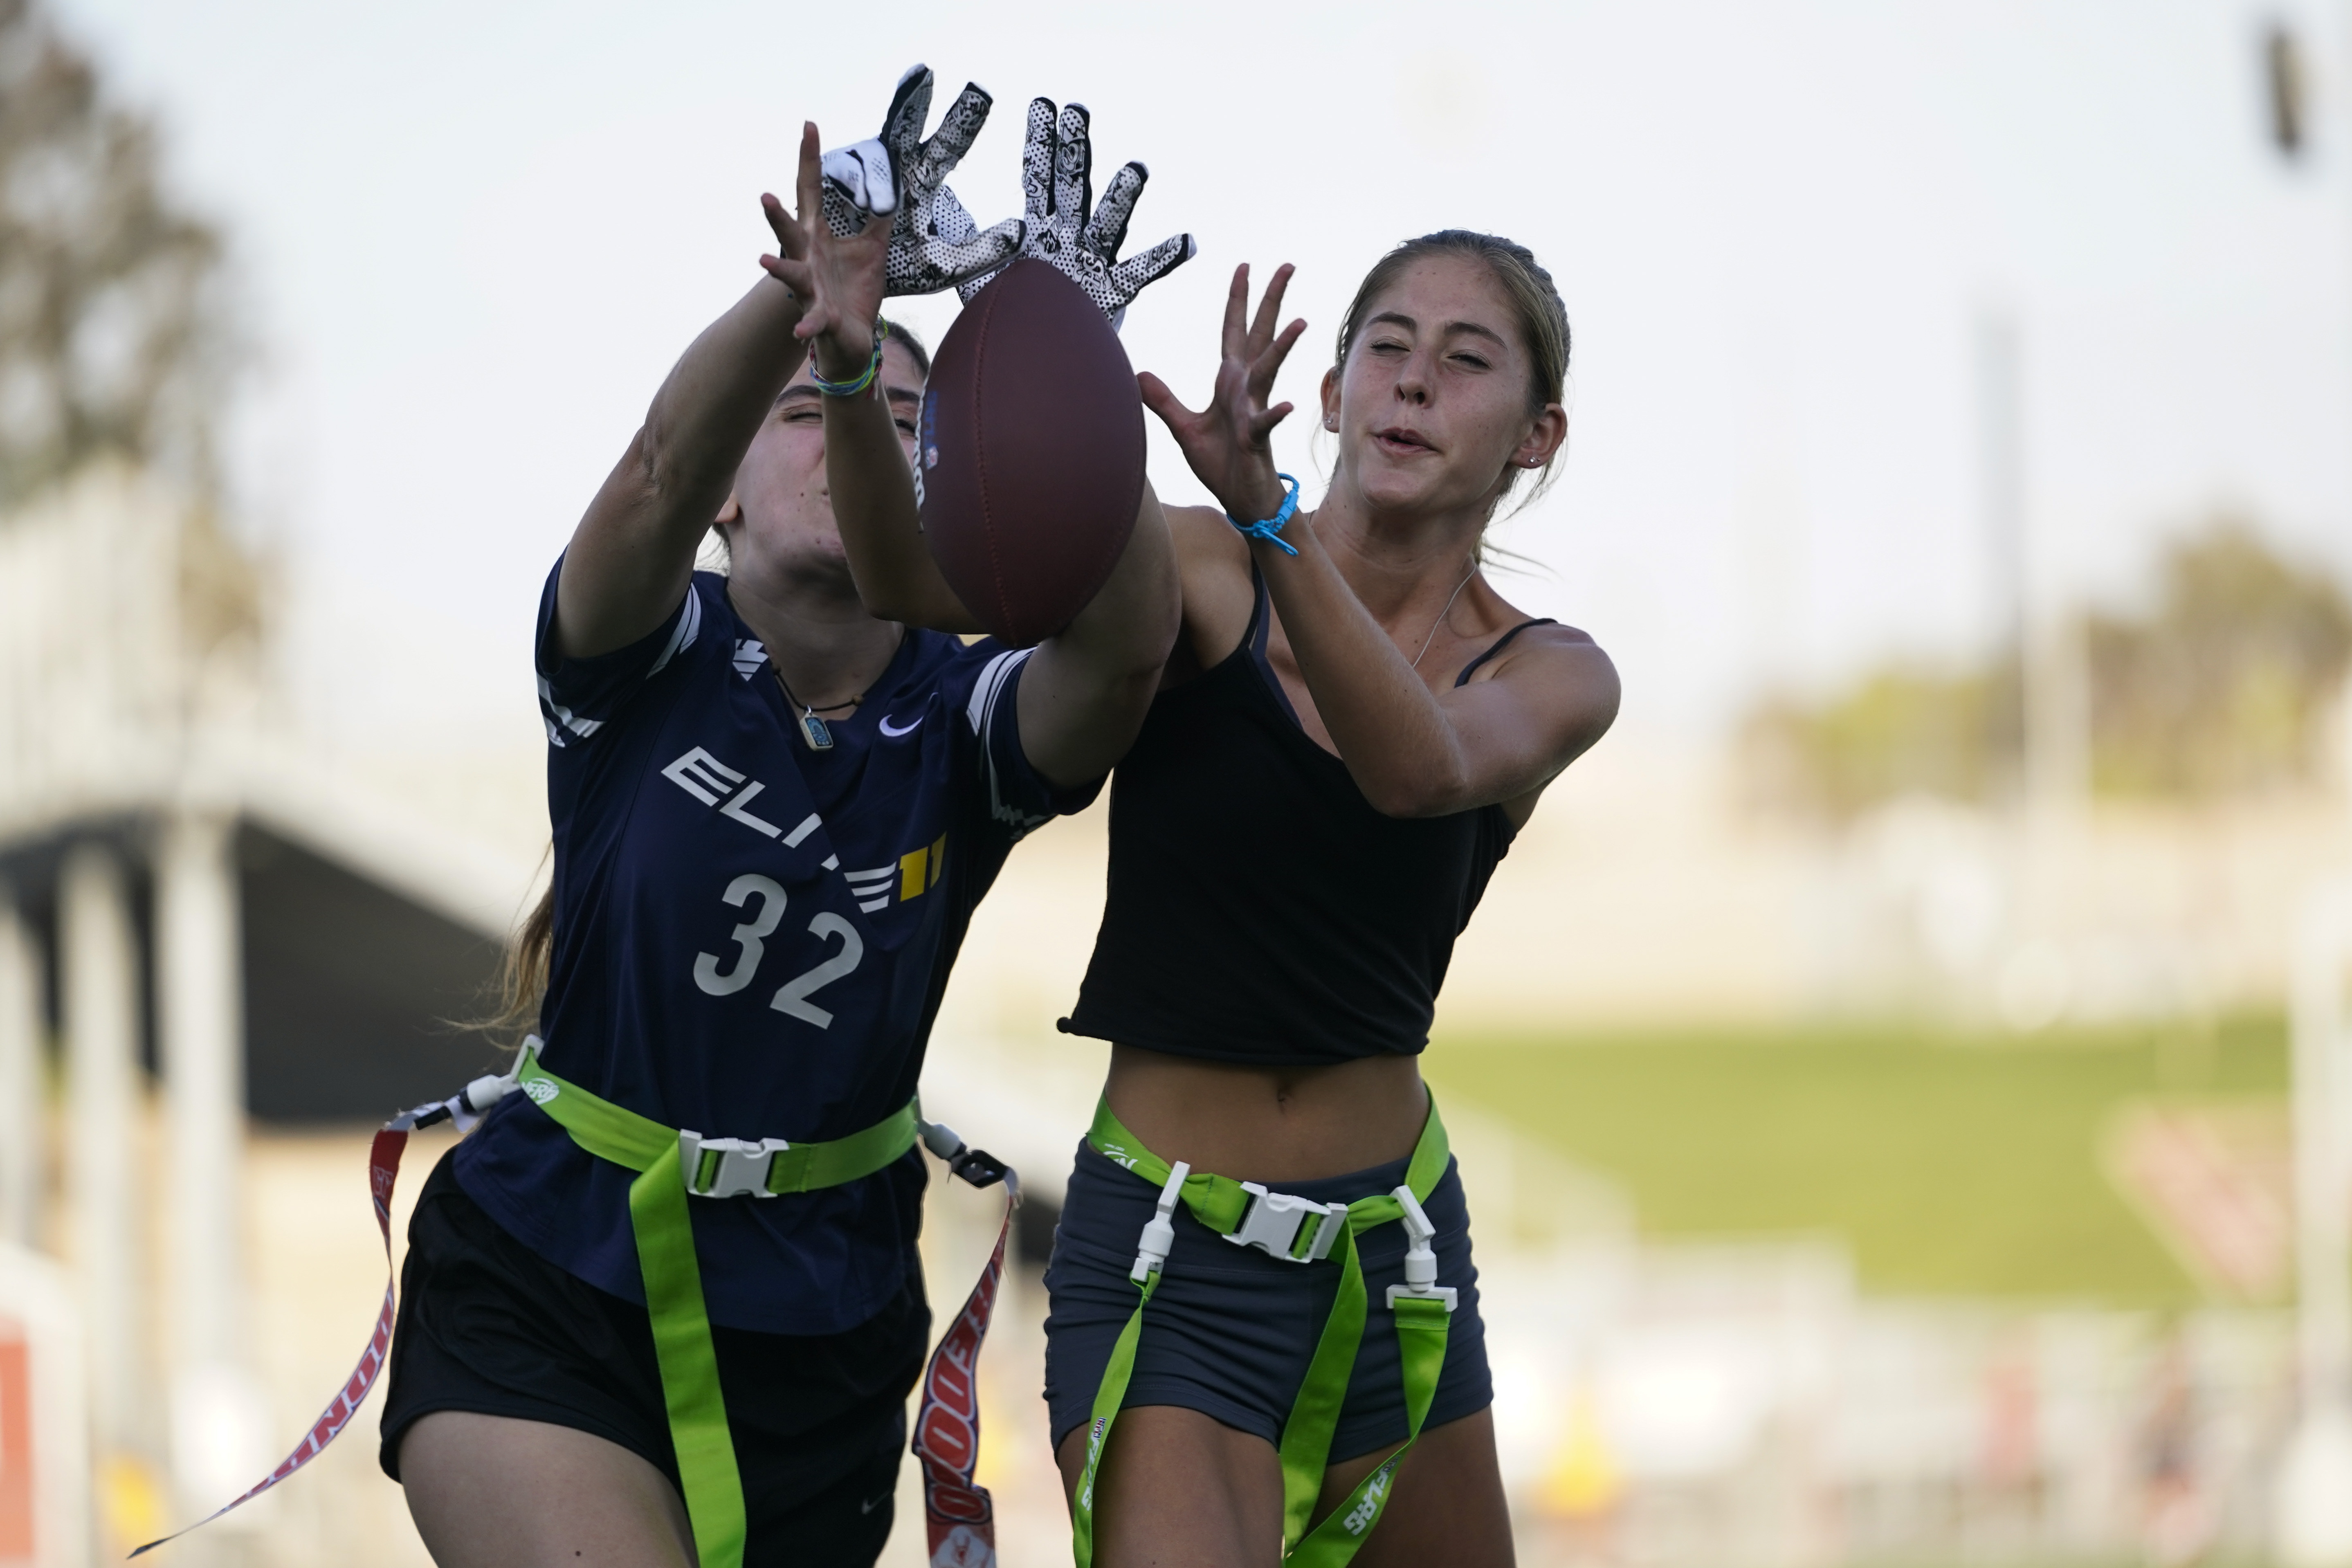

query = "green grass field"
(1422, 1013), (2288, 1307)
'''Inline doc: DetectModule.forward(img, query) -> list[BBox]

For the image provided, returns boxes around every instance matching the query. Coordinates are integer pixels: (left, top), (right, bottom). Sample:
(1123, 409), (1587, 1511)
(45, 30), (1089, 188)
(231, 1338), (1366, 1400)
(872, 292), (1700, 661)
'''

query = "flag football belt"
(1072, 1095), (1455, 1568)
(138, 1038), (1022, 1568)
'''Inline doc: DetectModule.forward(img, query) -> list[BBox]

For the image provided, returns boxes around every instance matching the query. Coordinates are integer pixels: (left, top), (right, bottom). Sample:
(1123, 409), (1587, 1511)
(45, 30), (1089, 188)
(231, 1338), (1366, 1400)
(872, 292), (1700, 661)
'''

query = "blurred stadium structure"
(1, 2), (2351, 1566)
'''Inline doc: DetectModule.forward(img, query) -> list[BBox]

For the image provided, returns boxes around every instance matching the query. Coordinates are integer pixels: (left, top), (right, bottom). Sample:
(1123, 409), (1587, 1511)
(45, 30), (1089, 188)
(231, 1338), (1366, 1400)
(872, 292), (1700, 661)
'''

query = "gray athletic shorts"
(1041, 1142), (1492, 1463)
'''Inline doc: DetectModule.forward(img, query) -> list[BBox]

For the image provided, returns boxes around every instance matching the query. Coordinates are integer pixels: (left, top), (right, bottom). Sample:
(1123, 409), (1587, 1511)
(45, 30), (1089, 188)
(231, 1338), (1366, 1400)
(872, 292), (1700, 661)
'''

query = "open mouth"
(1373, 427), (1434, 457)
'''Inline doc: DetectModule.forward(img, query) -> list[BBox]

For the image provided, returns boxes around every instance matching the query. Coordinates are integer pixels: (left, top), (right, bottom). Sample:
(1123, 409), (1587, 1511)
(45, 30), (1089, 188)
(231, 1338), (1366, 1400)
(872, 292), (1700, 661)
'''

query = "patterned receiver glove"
(955, 99), (1197, 326)
(818, 64), (1024, 296)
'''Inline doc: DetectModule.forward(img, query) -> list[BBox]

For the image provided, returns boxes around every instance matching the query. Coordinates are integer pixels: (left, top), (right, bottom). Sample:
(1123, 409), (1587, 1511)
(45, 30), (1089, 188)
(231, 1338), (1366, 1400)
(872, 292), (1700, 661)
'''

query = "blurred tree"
(0, 0), (228, 512)
(1741, 520), (2350, 817)
(2088, 521), (2351, 798)
(1740, 662), (2016, 820)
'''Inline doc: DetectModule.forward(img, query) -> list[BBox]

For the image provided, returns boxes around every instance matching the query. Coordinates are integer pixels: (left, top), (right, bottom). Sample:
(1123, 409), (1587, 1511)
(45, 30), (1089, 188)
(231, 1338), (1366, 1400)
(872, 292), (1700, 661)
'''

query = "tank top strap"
(1247, 564), (1273, 662)
(1453, 618), (1558, 688)
(1244, 566), (1305, 725)
(1246, 576), (1553, 705)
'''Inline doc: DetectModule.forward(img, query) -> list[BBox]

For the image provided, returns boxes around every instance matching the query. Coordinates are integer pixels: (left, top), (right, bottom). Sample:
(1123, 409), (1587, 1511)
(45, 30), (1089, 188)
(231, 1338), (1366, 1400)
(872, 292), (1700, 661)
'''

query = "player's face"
(1323, 255), (1555, 518)
(728, 340), (928, 577)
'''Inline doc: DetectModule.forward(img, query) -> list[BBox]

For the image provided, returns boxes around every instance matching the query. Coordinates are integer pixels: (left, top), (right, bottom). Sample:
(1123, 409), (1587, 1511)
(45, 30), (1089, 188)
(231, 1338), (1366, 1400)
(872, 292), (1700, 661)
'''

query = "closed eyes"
(1370, 339), (1492, 372)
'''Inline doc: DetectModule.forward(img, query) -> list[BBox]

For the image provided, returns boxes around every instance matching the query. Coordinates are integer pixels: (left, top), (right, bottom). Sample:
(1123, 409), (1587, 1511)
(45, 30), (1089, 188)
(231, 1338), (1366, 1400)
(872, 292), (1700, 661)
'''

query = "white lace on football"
(955, 98), (1197, 325)
(818, 64), (1024, 298)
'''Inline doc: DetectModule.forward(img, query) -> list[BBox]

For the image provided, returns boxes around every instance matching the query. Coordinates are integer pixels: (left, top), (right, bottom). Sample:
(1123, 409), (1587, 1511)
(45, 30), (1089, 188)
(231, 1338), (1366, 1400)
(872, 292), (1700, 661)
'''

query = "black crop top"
(1058, 573), (1552, 1066)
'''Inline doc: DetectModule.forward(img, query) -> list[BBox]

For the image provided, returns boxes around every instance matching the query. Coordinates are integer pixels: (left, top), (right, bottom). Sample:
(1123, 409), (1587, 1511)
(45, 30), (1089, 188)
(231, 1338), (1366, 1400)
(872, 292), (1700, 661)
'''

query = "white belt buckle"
(1224, 1182), (1347, 1263)
(1382, 1184), (1458, 1312)
(679, 1130), (790, 1198)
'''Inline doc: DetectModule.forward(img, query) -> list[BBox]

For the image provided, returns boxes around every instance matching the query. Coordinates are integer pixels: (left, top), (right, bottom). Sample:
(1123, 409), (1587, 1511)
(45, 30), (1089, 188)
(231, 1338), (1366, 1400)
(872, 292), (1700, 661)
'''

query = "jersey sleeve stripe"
(966, 649), (1049, 837)
(964, 648), (1029, 737)
(647, 587), (704, 678)
(537, 675), (607, 749)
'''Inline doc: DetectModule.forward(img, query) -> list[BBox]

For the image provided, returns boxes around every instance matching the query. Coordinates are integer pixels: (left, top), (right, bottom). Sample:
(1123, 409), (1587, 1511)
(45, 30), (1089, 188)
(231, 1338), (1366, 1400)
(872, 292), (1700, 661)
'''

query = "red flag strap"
(914, 1183), (1016, 1568)
(129, 1125), (415, 1556)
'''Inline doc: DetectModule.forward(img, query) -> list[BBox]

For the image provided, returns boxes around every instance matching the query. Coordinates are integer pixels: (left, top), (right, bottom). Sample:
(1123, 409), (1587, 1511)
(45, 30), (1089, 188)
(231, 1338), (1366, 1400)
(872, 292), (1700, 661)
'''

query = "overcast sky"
(51, 0), (2352, 746)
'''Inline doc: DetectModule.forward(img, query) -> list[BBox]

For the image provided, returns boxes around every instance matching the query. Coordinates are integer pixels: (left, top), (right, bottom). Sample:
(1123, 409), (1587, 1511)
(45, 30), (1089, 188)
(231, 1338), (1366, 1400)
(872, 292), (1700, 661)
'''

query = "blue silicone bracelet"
(1229, 473), (1302, 556)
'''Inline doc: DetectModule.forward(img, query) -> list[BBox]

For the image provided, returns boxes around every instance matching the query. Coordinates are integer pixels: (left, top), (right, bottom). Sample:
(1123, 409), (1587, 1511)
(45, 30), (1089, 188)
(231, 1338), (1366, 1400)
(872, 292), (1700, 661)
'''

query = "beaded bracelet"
(811, 321), (886, 398)
(1227, 472), (1302, 556)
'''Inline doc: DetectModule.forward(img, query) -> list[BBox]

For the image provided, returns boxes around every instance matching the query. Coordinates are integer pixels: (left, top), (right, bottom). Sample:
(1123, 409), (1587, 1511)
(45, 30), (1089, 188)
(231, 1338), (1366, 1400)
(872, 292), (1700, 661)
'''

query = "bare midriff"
(1102, 1045), (1431, 1185)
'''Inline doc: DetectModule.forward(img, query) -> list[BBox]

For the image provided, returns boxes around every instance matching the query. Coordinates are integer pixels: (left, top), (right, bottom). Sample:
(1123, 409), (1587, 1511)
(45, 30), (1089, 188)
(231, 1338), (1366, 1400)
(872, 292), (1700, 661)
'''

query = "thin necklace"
(773, 630), (903, 752)
(773, 674), (861, 714)
(1410, 560), (1480, 669)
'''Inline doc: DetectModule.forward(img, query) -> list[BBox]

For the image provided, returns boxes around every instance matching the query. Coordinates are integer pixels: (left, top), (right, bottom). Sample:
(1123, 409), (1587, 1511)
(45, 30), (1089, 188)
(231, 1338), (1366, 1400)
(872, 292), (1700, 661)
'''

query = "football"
(917, 260), (1145, 647)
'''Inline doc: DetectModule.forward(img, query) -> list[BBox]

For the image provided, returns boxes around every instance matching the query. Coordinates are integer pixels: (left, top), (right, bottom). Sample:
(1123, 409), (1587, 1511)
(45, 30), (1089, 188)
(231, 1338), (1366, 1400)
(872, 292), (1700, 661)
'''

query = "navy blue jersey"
(455, 562), (1095, 1335)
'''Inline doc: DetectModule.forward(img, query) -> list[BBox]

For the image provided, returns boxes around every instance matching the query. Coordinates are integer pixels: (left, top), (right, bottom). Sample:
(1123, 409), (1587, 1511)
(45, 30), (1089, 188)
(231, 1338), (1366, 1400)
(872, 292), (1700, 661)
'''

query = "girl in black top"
(841, 231), (1618, 1567)
(1063, 236), (1616, 1567)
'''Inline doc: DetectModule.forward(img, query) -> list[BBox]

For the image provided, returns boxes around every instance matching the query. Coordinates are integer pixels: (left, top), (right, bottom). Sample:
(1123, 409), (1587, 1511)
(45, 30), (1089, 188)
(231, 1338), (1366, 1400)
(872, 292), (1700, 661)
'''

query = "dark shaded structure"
(238, 826), (510, 1122)
(4, 820), (511, 1123)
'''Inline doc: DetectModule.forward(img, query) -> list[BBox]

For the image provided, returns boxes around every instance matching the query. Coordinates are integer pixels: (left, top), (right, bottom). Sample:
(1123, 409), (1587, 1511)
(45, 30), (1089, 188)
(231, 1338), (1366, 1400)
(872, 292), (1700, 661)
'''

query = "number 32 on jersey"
(692, 874), (863, 1027)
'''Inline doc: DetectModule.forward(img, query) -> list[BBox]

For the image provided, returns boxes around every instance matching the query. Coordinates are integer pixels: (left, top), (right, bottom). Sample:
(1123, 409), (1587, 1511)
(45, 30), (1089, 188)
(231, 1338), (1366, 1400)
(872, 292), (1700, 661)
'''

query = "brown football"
(917, 259), (1145, 647)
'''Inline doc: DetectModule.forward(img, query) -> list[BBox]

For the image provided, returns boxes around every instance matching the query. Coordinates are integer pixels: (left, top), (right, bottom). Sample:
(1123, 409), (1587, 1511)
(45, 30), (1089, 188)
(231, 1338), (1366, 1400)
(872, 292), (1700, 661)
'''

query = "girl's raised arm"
(1142, 263), (1618, 818)
(797, 132), (1180, 788)
(794, 133), (981, 634)
(549, 126), (828, 661)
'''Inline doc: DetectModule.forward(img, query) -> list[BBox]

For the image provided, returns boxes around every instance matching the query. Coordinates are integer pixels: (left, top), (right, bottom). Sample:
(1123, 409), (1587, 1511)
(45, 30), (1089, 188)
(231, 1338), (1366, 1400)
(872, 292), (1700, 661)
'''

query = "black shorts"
(1042, 1143), (1492, 1462)
(380, 1151), (929, 1568)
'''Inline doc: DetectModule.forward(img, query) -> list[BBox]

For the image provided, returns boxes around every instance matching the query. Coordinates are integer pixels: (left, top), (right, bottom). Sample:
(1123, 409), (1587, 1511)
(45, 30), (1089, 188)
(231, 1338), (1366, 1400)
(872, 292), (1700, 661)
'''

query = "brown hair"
(878, 317), (930, 379)
(1332, 231), (1570, 515)
(480, 876), (555, 1045)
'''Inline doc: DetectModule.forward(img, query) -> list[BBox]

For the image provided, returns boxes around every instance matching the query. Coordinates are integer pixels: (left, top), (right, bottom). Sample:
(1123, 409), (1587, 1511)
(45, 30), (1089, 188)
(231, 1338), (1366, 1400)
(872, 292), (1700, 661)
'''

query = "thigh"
(1056, 1406), (1286, 1568)
(1317, 1408), (1514, 1568)
(400, 1409), (696, 1568)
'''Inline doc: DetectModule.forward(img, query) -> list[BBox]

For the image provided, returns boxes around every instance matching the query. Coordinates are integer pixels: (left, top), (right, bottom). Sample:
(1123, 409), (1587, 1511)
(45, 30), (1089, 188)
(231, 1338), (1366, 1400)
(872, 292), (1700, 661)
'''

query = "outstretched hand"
(958, 99), (1195, 324)
(1138, 263), (1307, 526)
(760, 124), (887, 380)
(820, 64), (1023, 297)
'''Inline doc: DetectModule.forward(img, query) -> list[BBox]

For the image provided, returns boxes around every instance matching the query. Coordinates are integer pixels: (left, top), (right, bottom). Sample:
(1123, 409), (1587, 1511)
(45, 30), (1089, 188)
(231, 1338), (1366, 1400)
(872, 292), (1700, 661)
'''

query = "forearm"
(1057, 482), (1180, 683)
(558, 274), (807, 658)
(1017, 483), (1182, 786)
(643, 276), (810, 501)
(1254, 526), (1470, 815)
(820, 374), (980, 631)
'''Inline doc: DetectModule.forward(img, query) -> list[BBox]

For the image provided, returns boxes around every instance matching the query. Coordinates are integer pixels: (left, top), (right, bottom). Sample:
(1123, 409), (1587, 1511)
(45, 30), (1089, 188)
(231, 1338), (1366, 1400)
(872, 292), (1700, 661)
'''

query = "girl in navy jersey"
(375, 114), (1180, 1568)
(839, 234), (1620, 1567)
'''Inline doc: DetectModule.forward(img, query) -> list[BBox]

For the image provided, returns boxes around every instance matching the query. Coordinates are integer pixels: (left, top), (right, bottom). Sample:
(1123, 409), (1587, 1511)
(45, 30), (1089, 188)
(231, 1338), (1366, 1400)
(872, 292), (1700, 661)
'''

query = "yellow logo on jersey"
(899, 835), (946, 902)
(847, 835), (946, 913)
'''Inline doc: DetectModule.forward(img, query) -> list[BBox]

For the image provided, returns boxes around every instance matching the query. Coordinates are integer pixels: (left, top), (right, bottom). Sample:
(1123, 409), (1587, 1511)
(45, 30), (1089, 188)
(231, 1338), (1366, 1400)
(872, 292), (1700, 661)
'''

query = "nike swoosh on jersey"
(878, 714), (923, 738)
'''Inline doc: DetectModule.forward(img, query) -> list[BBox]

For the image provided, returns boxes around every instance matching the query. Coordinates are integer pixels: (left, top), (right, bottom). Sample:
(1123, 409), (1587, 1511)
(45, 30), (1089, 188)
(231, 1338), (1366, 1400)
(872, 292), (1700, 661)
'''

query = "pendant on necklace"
(797, 709), (835, 752)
